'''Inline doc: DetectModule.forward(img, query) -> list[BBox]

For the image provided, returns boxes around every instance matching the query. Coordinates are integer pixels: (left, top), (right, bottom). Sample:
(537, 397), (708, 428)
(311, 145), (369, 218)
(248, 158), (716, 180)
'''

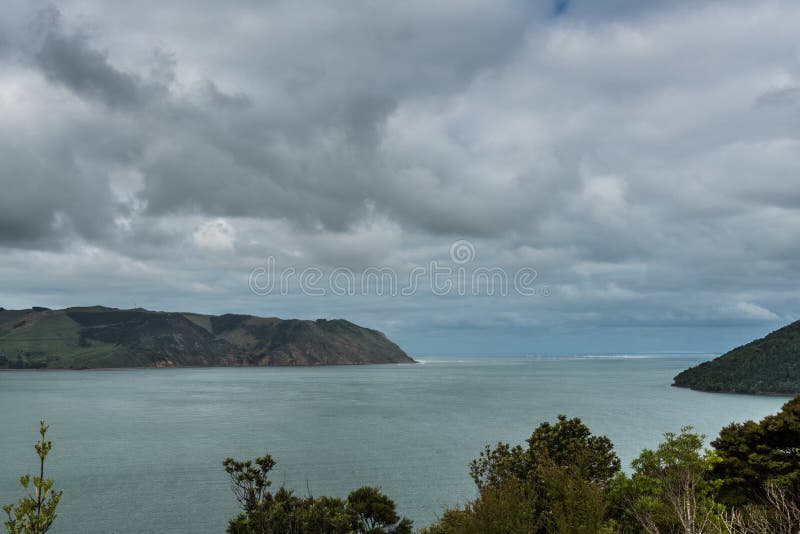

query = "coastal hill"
(0, 306), (414, 369)
(673, 320), (800, 395)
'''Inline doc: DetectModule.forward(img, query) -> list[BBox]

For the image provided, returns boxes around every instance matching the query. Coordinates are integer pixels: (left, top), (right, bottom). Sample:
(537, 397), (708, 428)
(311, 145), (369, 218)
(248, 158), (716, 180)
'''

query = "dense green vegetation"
(0, 306), (414, 369)
(673, 320), (800, 394)
(7, 398), (800, 533)
(710, 395), (800, 507)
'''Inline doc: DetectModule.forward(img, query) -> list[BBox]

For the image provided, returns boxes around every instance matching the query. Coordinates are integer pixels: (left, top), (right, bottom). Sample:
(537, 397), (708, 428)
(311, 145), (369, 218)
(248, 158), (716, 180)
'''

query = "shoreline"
(0, 360), (418, 371)
(671, 382), (796, 397)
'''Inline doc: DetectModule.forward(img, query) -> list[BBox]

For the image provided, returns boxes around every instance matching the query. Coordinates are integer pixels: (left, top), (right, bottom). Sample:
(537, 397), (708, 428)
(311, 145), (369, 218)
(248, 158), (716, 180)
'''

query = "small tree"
(346, 486), (412, 534)
(223, 455), (276, 512)
(3, 421), (62, 534)
(470, 415), (620, 491)
(612, 427), (722, 534)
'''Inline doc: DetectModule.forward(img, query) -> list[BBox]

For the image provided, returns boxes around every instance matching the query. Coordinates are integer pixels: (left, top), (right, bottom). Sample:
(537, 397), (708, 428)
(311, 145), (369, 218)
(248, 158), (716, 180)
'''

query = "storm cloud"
(1, 0), (799, 353)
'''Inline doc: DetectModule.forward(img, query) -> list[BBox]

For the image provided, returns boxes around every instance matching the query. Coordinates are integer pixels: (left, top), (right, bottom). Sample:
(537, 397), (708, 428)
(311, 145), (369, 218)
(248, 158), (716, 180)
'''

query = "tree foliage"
(470, 414), (620, 490)
(3, 421), (62, 534)
(223, 454), (411, 534)
(347, 486), (413, 534)
(427, 415), (621, 533)
(710, 395), (800, 506)
(421, 478), (547, 534)
(610, 428), (723, 534)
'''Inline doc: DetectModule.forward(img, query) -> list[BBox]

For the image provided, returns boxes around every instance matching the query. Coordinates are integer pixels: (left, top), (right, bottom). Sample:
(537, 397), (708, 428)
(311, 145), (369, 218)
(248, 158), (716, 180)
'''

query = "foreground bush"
(425, 397), (800, 534)
(609, 428), (724, 533)
(223, 454), (412, 534)
(719, 484), (800, 533)
(711, 396), (800, 506)
(424, 415), (621, 533)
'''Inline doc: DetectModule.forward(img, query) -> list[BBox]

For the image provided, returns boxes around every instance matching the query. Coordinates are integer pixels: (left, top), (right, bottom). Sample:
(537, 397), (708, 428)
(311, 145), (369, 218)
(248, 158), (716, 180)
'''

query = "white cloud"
(733, 302), (780, 321)
(192, 219), (235, 253)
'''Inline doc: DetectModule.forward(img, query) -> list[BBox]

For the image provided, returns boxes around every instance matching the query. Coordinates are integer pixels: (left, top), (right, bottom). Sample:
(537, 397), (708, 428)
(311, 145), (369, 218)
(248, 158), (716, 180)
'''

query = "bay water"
(0, 355), (790, 533)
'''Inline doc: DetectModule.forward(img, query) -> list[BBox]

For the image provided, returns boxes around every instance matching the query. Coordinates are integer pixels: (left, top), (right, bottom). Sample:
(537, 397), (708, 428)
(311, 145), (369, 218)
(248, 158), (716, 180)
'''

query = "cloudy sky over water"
(1, 0), (799, 354)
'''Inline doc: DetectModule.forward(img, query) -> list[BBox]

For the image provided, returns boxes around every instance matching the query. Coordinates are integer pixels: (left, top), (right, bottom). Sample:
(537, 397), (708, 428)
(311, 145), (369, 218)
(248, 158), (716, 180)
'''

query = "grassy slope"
(0, 310), (134, 368)
(673, 320), (800, 394)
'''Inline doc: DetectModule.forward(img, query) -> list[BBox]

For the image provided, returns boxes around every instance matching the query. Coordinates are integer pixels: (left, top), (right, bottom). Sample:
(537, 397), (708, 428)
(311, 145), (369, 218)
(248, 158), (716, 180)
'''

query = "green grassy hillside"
(0, 307), (414, 369)
(673, 320), (800, 394)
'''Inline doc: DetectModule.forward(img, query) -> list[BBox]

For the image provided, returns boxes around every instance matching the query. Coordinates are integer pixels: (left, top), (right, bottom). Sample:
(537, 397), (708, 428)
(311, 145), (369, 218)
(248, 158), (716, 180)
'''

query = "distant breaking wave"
(412, 353), (714, 364)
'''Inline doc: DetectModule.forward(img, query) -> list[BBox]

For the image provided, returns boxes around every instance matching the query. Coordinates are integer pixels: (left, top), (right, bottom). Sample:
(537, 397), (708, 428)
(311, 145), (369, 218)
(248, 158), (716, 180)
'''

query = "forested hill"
(0, 306), (414, 369)
(673, 320), (800, 395)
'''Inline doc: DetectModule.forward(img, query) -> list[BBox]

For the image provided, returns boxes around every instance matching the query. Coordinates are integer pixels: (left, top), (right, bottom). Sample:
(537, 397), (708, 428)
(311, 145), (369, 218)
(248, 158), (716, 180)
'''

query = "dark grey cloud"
(553, 0), (702, 19)
(0, 119), (118, 248)
(36, 33), (143, 109)
(756, 86), (800, 108)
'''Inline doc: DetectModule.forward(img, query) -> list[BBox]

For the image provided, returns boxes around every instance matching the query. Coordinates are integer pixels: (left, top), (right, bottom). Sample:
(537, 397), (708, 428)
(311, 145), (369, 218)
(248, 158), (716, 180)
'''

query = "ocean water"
(0, 355), (791, 533)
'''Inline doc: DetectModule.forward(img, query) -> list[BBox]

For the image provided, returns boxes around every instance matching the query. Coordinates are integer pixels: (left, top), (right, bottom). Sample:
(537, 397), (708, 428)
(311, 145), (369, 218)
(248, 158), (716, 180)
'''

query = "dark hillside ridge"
(673, 320), (800, 395)
(0, 306), (414, 369)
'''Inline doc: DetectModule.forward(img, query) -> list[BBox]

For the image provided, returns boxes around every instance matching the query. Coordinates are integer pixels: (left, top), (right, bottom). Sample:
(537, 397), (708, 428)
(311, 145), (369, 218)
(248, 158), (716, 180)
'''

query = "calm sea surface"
(0, 355), (791, 533)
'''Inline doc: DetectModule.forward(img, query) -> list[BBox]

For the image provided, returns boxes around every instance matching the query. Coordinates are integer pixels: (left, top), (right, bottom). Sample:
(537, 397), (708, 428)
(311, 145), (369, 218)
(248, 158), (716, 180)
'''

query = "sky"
(1, 0), (799, 355)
